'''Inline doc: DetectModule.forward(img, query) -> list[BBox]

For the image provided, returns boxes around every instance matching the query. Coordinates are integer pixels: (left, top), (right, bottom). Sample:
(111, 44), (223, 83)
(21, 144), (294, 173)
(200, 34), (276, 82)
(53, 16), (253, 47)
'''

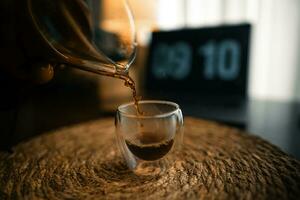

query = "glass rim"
(117, 100), (180, 119)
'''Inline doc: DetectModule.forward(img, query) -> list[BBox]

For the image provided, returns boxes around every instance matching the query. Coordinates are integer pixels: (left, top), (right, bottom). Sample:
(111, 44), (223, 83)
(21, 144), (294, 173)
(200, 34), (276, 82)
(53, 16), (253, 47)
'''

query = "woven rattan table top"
(0, 117), (299, 199)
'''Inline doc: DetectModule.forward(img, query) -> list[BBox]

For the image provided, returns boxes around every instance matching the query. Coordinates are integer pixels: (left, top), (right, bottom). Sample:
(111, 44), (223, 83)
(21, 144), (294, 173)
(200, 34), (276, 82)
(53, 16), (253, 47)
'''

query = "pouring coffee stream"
(73, 63), (143, 115)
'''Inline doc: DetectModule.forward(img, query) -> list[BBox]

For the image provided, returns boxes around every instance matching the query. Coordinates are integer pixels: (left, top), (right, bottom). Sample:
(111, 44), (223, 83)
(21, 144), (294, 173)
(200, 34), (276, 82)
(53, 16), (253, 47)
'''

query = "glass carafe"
(27, 0), (137, 77)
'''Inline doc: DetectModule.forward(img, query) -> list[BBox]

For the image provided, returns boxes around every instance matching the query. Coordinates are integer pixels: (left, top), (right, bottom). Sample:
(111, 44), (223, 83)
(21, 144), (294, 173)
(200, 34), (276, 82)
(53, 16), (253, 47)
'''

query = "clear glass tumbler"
(115, 100), (184, 175)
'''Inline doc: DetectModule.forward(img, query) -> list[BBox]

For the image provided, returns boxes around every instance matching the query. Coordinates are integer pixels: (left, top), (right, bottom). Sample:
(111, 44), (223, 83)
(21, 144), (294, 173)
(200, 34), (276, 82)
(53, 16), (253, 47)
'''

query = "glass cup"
(115, 100), (184, 175)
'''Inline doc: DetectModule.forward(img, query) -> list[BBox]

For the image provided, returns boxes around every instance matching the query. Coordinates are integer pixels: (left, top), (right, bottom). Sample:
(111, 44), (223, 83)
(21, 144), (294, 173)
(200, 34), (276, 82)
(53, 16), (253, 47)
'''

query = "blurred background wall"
(121, 0), (300, 102)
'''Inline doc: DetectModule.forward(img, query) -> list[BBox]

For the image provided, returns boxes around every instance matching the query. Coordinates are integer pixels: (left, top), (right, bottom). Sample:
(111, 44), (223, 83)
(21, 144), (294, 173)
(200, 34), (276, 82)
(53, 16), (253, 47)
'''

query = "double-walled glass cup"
(115, 100), (184, 175)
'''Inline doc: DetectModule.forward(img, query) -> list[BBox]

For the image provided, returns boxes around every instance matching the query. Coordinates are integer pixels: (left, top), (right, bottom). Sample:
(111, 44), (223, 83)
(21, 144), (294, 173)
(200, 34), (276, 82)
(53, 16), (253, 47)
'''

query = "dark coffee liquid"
(125, 133), (174, 161)
(99, 71), (142, 114)
(118, 74), (143, 115)
(74, 66), (143, 114)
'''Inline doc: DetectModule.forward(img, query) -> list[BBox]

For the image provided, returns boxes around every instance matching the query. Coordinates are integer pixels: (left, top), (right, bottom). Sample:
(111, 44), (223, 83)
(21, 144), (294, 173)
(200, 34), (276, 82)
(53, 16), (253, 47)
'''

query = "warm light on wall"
(101, 0), (158, 45)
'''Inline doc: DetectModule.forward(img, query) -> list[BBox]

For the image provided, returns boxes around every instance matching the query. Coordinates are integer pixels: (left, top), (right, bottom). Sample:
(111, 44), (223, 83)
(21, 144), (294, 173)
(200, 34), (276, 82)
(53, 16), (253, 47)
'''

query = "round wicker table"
(0, 117), (299, 199)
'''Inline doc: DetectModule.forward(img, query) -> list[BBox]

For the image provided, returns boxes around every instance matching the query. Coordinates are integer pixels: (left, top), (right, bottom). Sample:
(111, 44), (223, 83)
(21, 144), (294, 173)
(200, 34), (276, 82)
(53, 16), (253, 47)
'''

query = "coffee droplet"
(31, 62), (54, 84)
